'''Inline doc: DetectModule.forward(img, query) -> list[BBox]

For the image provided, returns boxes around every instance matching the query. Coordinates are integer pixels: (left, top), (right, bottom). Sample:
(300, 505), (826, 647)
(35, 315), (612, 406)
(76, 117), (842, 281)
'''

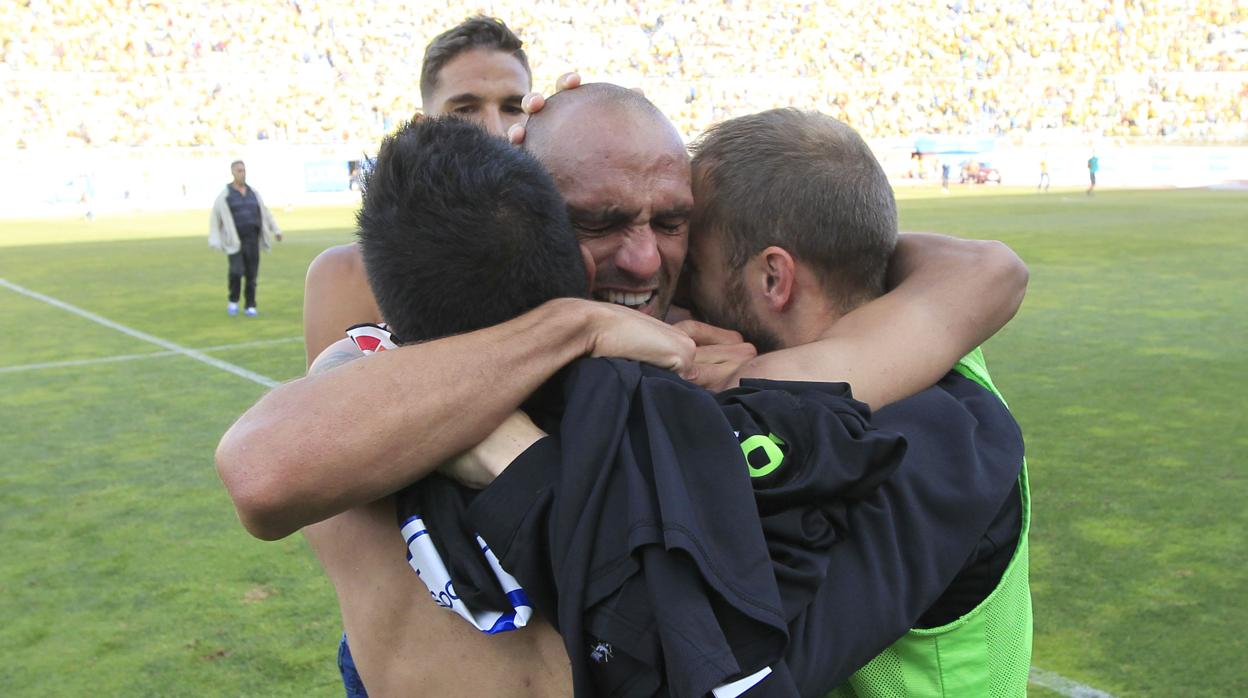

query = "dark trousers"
(228, 236), (261, 308)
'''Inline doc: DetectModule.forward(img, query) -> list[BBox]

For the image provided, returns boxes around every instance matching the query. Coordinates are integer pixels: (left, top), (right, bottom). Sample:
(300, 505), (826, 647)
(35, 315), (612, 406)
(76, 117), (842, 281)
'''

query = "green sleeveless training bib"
(827, 347), (1033, 697)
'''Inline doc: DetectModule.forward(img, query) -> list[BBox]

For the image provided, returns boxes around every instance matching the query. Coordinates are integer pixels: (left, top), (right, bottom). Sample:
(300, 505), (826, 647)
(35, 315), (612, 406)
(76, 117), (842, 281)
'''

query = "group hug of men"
(215, 15), (1032, 698)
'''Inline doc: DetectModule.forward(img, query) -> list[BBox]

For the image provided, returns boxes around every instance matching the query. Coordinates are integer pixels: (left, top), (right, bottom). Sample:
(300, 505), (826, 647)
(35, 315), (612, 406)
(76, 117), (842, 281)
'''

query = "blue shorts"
(337, 634), (369, 698)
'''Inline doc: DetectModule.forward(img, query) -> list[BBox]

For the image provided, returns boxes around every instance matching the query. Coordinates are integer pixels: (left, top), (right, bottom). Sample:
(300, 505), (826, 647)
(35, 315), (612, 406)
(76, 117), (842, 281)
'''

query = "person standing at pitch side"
(209, 160), (282, 317)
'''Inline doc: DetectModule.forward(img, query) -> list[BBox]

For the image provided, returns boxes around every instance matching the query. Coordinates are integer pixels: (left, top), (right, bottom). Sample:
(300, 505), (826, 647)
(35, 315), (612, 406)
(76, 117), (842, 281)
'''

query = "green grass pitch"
(0, 188), (1244, 696)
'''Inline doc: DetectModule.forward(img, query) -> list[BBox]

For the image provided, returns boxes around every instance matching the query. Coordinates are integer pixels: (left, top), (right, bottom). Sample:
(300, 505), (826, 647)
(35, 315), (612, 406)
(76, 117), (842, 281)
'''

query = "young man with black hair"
(354, 118), (585, 342)
(349, 114), (592, 640)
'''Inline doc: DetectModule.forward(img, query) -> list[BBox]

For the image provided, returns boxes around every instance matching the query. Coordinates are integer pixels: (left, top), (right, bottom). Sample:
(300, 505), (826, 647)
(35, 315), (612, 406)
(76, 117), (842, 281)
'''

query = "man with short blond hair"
(686, 109), (1030, 695)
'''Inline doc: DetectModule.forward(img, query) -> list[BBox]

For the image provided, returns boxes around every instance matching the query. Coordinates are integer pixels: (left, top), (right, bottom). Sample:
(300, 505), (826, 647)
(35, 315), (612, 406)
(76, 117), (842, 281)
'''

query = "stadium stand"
(1, 0), (1244, 148)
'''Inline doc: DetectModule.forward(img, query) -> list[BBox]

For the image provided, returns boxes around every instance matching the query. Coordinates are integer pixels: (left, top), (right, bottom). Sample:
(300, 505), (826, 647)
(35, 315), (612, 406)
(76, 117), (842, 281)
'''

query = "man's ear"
(755, 246), (796, 312)
(580, 244), (596, 292)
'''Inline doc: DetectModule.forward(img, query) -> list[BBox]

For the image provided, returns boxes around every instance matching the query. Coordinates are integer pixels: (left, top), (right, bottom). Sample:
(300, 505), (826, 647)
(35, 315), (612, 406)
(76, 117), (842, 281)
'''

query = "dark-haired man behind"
(351, 113), (594, 640)
(355, 119), (585, 344)
(294, 16), (556, 697)
(303, 15), (534, 362)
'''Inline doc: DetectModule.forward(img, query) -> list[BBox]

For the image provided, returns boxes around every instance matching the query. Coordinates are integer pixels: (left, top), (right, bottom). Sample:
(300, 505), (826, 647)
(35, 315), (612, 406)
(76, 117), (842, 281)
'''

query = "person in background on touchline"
(209, 159), (282, 317)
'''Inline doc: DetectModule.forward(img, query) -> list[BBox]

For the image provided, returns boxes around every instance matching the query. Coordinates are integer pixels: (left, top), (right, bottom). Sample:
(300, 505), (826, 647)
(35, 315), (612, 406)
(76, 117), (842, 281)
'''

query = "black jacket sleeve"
(716, 379), (907, 621)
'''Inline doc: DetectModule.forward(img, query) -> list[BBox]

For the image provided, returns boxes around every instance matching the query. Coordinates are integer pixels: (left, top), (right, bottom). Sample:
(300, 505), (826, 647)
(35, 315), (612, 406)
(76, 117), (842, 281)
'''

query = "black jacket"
(466, 358), (909, 697)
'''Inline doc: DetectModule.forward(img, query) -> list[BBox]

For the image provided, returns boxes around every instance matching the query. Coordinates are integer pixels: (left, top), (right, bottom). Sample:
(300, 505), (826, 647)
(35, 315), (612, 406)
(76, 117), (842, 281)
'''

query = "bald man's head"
(524, 83), (692, 319)
(524, 83), (680, 163)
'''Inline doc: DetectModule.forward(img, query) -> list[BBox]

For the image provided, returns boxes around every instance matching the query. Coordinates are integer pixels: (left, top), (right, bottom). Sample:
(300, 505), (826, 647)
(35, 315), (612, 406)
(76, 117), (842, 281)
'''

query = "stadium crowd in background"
(2, 0), (1245, 149)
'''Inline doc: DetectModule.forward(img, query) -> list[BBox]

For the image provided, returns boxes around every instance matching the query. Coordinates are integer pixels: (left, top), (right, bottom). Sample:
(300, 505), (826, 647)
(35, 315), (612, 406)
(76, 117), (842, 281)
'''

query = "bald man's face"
(540, 110), (692, 319)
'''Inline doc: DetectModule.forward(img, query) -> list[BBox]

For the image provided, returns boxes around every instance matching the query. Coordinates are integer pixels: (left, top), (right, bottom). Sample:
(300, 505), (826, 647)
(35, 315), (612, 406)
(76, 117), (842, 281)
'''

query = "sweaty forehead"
(543, 114), (692, 213)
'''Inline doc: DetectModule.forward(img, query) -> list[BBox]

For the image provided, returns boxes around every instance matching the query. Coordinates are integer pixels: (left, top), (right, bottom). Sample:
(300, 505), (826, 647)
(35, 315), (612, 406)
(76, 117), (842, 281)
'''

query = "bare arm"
(303, 243), (382, 367)
(215, 298), (694, 540)
(737, 234), (1028, 409)
(441, 410), (548, 489)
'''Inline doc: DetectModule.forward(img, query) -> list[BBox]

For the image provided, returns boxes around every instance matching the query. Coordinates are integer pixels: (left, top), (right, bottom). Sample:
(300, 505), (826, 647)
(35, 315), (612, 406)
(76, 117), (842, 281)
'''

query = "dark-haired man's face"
(425, 49), (529, 137)
(542, 111), (692, 320)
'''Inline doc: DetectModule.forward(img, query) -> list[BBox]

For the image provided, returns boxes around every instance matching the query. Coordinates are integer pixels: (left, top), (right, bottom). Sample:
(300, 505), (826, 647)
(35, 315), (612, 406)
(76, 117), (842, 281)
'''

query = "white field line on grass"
(0, 277), (280, 388)
(0, 336), (302, 375)
(0, 280), (1116, 698)
(1030, 668), (1118, 697)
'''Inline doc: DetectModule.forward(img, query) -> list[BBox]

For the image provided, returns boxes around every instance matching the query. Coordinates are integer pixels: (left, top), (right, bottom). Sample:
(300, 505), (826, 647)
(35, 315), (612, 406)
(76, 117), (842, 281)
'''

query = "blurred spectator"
(209, 160), (282, 317)
(1, 0), (1245, 148)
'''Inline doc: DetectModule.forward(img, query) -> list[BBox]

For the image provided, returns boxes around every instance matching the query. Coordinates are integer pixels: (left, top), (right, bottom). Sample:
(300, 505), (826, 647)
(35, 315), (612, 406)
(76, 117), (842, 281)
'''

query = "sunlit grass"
(1, 189), (1244, 696)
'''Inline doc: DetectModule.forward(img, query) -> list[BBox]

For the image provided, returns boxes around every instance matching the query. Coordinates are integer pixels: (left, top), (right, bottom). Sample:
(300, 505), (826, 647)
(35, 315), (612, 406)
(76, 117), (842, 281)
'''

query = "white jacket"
(209, 185), (281, 254)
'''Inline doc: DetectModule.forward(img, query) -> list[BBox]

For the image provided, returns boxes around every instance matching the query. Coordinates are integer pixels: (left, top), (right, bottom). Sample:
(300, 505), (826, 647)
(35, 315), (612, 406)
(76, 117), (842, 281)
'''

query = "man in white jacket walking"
(209, 160), (282, 316)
